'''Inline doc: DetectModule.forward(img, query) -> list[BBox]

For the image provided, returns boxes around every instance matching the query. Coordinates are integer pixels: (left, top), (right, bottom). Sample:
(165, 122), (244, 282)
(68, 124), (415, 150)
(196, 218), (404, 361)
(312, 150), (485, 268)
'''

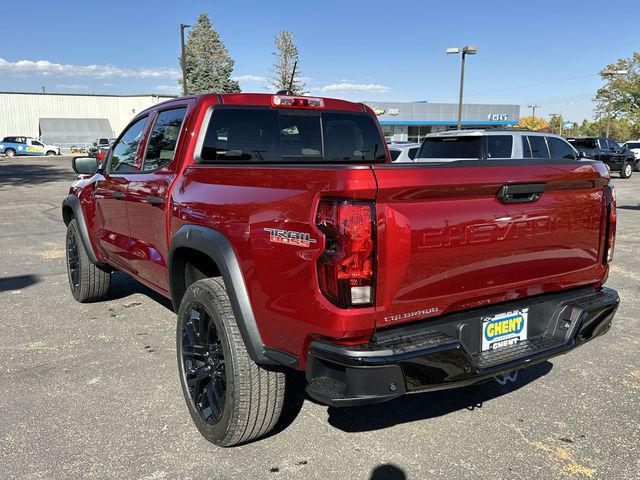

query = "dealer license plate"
(481, 309), (528, 352)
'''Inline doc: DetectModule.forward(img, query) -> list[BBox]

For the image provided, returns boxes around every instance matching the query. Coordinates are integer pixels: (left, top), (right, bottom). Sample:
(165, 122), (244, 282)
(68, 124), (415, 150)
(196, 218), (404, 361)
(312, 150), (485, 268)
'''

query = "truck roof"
(150, 92), (369, 114)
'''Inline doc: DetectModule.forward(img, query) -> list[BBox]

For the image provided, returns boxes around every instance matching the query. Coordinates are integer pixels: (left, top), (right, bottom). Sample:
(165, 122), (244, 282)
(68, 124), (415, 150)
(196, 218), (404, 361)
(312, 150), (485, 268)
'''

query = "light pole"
(602, 69), (627, 138)
(527, 104), (540, 129)
(447, 45), (477, 130)
(180, 23), (191, 96)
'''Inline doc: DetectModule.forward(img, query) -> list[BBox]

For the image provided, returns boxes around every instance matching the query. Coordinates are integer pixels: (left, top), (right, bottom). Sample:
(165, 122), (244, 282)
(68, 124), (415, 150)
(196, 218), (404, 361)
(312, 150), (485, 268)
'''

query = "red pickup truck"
(63, 93), (619, 447)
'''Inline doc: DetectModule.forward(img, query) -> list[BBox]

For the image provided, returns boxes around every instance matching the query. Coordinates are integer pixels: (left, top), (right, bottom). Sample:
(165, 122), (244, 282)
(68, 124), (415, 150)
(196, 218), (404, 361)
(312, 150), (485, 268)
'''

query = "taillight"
(604, 185), (616, 263)
(316, 200), (375, 308)
(272, 95), (324, 108)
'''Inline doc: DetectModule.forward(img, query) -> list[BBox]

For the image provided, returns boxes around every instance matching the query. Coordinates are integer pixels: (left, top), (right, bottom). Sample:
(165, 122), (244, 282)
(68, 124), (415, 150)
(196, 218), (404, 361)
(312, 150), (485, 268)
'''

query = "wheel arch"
(62, 195), (105, 267)
(169, 225), (276, 365)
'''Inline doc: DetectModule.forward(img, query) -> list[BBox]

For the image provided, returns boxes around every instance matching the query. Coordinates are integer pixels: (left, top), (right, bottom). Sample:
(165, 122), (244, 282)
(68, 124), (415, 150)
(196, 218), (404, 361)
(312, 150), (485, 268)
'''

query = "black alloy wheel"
(180, 303), (227, 424)
(66, 229), (80, 293)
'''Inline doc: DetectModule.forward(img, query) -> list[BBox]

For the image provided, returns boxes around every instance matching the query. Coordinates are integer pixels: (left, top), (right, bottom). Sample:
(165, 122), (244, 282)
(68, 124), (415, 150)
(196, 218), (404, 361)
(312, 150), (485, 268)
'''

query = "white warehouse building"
(0, 91), (176, 149)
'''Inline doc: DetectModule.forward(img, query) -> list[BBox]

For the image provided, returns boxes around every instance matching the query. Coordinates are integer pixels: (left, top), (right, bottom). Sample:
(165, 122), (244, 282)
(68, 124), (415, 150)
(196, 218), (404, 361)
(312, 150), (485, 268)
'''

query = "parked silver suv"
(415, 130), (581, 161)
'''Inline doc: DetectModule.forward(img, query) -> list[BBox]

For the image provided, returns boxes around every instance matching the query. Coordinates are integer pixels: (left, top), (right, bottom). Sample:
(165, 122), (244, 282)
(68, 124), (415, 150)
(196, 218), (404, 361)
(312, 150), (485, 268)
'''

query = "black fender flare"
(169, 225), (281, 365)
(62, 195), (105, 267)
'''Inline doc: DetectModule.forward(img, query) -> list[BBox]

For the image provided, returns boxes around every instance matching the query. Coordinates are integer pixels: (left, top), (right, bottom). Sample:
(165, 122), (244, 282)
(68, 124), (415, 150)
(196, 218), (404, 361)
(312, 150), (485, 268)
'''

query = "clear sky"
(1, 0), (638, 122)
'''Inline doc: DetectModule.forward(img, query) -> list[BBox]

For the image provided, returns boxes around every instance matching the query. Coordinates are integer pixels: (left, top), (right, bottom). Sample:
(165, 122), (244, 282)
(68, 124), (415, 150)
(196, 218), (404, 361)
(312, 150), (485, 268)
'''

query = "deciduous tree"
(595, 52), (640, 135)
(516, 116), (549, 131)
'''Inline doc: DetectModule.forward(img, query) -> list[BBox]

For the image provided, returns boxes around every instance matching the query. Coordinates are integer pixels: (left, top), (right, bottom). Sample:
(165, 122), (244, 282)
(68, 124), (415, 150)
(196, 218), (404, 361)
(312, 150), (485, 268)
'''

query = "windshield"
(417, 136), (482, 159)
(200, 108), (387, 163)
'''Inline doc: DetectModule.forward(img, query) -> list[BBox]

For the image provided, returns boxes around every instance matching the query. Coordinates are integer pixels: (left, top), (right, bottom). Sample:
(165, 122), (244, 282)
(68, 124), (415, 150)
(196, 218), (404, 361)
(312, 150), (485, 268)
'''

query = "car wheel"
(177, 278), (285, 447)
(66, 219), (111, 302)
(620, 161), (633, 179)
(46, 150), (56, 156)
(5, 148), (15, 158)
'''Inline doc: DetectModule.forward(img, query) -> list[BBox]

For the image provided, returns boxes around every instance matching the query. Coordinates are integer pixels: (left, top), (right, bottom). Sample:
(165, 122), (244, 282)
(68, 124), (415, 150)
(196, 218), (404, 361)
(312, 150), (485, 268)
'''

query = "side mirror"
(578, 151), (586, 159)
(72, 156), (99, 175)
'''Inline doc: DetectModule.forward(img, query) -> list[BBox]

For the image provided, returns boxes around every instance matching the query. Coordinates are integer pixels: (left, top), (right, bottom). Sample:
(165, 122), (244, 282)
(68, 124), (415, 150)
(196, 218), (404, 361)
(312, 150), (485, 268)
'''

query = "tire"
(65, 219), (111, 302)
(5, 148), (15, 158)
(46, 150), (56, 156)
(177, 278), (285, 447)
(620, 161), (633, 179)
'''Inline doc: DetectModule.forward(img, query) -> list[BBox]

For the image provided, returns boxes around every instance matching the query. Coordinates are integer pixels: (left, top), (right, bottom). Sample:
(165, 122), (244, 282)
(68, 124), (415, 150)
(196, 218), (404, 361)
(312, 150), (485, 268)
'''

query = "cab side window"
(143, 108), (187, 172)
(109, 116), (148, 173)
(547, 137), (576, 160)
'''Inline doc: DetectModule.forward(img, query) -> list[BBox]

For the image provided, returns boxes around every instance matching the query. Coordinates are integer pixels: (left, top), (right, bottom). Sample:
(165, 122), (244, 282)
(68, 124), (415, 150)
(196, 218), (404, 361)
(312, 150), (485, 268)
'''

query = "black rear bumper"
(305, 287), (619, 407)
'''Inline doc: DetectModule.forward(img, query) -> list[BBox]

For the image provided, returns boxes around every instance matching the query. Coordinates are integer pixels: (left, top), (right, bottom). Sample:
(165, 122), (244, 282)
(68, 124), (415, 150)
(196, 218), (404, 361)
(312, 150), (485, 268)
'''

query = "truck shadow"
(323, 361), (553, 433)
(106, 272), (175, 311)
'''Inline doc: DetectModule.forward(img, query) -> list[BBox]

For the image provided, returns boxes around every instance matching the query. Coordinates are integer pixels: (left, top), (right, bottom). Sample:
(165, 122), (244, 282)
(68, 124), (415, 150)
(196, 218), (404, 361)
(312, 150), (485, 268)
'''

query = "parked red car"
(63, 93), (619, 446)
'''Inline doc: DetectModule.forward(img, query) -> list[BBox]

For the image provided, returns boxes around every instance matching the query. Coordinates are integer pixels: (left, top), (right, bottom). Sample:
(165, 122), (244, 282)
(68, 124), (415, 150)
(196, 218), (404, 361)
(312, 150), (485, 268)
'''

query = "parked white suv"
(621, 140), (640, 162)
(387, 142), (421, 162)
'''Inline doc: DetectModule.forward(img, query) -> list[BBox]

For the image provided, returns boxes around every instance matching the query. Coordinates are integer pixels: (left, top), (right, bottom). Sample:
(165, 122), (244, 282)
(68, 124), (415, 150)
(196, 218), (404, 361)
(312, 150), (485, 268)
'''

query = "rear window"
(389, 149), (401, 161)
(486, 135), (513, 158)
(200, 108), (386, 163)
(417, 136), (482, 159)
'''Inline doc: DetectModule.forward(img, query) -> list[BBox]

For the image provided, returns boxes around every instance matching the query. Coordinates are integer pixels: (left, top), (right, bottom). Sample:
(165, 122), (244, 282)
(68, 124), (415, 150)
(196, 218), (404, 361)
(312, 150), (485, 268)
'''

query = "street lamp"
(447, 45), (477, 130)
(602, 69), (628, 138)
(180, 23), (191, 96)
(527, 104), (540, 129)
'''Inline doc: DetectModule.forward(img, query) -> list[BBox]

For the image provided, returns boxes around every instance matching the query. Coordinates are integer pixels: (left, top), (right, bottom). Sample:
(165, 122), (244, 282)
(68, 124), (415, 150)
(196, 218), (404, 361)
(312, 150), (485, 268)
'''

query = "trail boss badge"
(264, 228), (317, 247)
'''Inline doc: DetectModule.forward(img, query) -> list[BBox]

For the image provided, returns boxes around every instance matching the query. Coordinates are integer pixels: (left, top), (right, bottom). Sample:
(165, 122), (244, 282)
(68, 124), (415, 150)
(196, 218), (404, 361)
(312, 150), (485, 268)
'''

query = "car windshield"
(417, 136), (482, 159)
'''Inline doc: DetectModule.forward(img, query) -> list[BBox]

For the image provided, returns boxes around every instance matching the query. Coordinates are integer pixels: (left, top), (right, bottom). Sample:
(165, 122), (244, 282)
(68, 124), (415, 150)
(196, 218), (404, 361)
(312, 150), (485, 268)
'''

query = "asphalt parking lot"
(0, 155), (638, 480)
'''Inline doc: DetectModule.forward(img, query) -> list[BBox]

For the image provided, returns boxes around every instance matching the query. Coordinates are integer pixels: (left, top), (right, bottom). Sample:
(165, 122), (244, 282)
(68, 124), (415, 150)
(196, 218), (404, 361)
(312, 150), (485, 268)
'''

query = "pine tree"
(181, 13), (240, 94)
(271, 31), (305, 94)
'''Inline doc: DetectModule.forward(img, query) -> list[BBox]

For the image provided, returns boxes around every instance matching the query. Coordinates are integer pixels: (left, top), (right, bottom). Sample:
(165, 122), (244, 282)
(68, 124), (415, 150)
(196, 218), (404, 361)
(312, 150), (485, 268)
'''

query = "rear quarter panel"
(170, 164), (379, 363)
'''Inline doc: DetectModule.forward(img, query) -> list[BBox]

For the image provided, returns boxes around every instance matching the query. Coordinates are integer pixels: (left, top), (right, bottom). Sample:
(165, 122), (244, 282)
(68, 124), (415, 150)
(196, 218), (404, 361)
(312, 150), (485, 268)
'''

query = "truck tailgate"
(372, 160), (610, 328)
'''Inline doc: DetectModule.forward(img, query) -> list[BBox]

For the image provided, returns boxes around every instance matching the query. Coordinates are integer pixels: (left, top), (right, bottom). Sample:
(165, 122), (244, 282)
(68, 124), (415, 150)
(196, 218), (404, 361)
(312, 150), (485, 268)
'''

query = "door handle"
(497, 183), (545, 204)
(146, 195), (164, 206)
(112, 191), (125, 200)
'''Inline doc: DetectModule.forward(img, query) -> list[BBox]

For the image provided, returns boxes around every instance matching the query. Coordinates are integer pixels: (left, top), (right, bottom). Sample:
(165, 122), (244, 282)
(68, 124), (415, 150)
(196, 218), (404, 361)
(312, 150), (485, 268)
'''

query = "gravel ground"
(0, 156), (638, 480)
